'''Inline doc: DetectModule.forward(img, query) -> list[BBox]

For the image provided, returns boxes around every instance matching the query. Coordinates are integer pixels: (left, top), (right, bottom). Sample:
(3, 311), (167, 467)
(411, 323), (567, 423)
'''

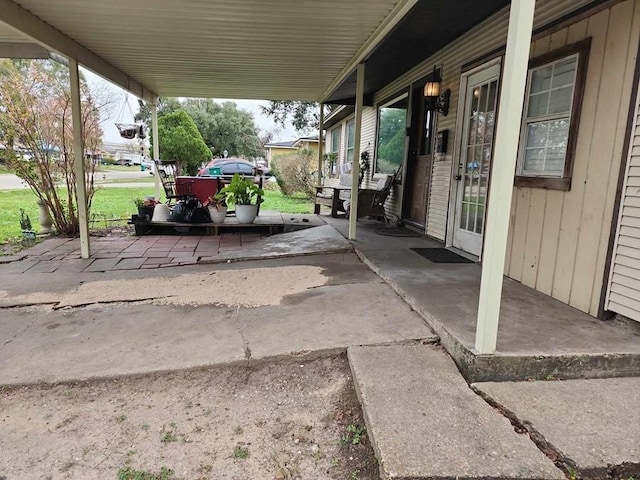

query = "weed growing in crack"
(342, 424), (366, 445)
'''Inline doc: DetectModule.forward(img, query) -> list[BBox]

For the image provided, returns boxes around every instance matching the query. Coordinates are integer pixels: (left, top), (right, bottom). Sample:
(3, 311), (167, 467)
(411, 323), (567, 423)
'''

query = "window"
(376, 95), (408, 174)
(516, 39), (590, 190)
(346, 119), (355, 163)
(330, 128), (340, 156)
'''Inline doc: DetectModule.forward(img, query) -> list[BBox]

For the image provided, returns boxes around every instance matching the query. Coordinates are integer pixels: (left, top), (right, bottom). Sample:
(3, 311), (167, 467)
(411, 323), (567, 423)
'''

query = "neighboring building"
(323, 0), (640, 324)
(264, 136), (319, 167)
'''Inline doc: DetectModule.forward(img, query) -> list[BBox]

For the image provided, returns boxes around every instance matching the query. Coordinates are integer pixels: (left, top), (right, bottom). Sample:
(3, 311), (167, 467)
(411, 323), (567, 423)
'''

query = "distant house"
(264, 136), (319, 167)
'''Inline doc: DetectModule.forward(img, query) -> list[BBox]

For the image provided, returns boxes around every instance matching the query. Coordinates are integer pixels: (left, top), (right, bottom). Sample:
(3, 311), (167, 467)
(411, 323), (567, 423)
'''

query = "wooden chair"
(344, 174), (395, 220)
(155, 160), (191, 204)
(314, 173), (352, 217)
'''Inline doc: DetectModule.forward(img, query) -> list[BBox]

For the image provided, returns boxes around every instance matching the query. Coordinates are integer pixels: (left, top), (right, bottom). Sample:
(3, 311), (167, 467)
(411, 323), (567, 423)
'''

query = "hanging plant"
(359, 150), (370, 186)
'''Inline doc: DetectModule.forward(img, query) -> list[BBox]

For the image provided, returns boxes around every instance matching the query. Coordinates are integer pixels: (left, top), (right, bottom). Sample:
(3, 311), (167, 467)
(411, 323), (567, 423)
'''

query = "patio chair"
(314, 173), (352, 217)
(344, 174), (395, 220)
(154, 159), (191, 204)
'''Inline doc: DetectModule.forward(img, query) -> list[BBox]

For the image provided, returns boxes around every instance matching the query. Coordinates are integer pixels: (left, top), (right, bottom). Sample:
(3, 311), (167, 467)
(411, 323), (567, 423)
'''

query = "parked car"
(197, 158), (271, 177)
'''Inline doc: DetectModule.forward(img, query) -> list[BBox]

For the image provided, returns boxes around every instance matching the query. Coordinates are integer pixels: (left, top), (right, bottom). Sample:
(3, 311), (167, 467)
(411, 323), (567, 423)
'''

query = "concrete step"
(347, 345), (564, 480)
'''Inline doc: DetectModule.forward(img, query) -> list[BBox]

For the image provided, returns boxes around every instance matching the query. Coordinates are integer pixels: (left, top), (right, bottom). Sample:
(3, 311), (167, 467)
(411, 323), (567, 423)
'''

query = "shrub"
(271, 148), (316, 198)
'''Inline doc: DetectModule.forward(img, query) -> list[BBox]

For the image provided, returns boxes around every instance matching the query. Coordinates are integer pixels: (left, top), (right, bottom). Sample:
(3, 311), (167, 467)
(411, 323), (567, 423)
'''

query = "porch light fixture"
(424, 67), (451, 116)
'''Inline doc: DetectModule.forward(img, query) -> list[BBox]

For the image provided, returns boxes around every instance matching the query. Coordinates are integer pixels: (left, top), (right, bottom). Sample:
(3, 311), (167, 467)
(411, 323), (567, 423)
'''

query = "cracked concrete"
(473, 379), (640, 479)
(0, 253), (436, 385)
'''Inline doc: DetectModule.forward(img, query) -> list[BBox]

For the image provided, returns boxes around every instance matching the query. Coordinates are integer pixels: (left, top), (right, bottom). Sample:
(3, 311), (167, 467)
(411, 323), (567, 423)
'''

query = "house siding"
(507, 2), (640, 317)
(607, 56), (640, 322)
(372, 0), (608, 243)
(366, 0), (639, 316)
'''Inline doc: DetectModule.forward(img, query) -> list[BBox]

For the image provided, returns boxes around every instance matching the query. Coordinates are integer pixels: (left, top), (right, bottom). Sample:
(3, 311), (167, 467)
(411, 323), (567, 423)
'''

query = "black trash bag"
(189, 207), (211, 224)
(168, 201), (187, 222)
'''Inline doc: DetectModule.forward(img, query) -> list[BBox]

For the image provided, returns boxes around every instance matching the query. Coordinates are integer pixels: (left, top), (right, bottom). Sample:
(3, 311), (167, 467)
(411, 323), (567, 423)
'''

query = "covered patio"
(326, 216), (640, 381)
(1, 0), (635, 361)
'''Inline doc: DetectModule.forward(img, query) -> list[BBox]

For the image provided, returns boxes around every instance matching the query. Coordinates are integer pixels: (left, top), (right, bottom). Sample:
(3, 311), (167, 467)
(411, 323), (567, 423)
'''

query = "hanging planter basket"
(116, 123), (138, 140)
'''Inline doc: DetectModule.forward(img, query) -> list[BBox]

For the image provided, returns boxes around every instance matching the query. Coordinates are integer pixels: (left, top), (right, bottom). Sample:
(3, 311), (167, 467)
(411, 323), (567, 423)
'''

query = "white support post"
(151, 101), (162, 201)
(69, 58), (90, 259)
(348, 63), (365, 240)
(317, 103), (325, 186)
(475, 0), (536, 354)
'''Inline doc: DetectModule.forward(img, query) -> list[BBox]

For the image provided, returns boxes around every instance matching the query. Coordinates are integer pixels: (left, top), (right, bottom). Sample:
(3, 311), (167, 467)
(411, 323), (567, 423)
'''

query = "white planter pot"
(208, 205), (227, 223)
(235, 204), (258, 224)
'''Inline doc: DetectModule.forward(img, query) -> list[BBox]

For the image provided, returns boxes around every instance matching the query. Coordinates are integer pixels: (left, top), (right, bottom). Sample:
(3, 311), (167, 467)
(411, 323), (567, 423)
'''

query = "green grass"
(0, 186), (313, 244)
(0, 164), (10, 174)
(261, 190), (313, 214)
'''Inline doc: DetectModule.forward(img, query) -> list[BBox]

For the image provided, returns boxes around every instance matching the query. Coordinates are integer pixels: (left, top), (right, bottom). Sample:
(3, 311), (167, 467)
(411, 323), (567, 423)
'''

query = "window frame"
(330, 127), (341, 156)
(345, 118), (355, 164)
(514, 38), (591, 191)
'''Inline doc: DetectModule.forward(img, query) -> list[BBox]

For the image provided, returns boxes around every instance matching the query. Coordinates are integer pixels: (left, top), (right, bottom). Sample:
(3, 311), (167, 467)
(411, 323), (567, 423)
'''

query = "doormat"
(375, 227), (420, 237)
(410, 248), (474, 263)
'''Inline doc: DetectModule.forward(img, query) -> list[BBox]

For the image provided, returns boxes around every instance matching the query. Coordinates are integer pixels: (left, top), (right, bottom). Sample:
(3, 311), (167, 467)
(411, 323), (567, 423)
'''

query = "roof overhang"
(323, 0), (510, 104)
(0, 0), (418, 103)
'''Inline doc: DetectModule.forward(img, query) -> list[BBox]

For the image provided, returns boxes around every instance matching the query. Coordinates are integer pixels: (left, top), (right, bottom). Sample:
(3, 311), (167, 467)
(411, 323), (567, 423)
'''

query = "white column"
(69, 58), (90, 259)
(151, 100), (162, 201)
(348, 63), (365, 240)
(475, 0), (536, 354)
(317, 103), (325, 186)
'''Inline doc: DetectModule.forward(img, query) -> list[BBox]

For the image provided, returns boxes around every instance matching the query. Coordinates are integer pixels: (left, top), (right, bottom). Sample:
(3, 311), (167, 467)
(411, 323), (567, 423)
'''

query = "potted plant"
(206, 193), (228, 223)
(219, 173), (264, 224)
(134, 197), (156, 222)
(19, 209), (36, 242)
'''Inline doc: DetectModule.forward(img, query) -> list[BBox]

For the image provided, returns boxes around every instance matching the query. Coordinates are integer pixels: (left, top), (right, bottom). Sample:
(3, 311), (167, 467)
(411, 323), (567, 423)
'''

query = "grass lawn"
(0, 187), (313, 244)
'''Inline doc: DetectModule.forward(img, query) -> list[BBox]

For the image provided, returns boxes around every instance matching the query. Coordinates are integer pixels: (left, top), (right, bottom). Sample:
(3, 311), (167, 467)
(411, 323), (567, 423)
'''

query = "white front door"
(453, 64), (500, 257)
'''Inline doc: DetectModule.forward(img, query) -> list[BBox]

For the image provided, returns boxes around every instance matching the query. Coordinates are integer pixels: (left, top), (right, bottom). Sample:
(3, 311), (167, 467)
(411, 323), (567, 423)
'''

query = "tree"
(137, 98), (262, 160)
(260, 101), (320, 133)
(0, 59), (109, 236)
(156, 109), (211, 175)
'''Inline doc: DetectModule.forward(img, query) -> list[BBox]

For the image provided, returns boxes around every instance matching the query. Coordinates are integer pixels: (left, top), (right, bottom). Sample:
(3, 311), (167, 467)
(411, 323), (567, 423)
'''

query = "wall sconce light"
(424, 66), (451, 116)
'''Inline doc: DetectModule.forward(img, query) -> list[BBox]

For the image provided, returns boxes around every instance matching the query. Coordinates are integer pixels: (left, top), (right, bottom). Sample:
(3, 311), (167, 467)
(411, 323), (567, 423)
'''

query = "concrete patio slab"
(0, 253), (435, 385)
(326, 217), (640, 382)
(474, 378), (640, 479)
(348, 344), (563, 480)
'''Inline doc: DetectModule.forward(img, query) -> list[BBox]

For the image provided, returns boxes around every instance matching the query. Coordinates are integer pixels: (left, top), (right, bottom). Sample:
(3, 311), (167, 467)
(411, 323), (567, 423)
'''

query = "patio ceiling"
(0, 0), (417, 102)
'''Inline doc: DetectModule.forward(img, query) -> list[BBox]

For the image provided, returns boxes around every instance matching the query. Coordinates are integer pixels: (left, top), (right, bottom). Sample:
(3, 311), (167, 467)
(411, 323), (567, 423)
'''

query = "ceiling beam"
(0, 41), (49, 58)
(0, 0), (157, 103)
(319, 0), (419, 103)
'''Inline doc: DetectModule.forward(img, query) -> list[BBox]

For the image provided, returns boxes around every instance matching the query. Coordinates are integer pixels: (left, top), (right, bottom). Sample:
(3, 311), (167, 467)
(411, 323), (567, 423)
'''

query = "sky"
(82, 69), (298, 145)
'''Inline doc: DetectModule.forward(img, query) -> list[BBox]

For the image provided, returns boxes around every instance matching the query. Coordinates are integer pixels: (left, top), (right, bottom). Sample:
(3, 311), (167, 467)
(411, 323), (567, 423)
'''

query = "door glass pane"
(460, 77), (498, 236)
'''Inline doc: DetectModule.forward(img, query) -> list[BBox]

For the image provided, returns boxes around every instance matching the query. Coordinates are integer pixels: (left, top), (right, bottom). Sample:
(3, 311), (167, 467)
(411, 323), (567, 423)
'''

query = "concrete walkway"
(0, 252), (435, 385)
(474, 378), (640, 479)
(326, 217), (640, 382)
(349, 345), (563, 480)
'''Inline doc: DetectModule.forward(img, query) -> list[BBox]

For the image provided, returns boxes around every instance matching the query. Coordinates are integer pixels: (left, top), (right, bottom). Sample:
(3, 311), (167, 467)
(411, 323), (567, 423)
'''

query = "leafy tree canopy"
(260, 101), (331, 134)
(138, 98), (262, 159)
(157, 110), (211, 175)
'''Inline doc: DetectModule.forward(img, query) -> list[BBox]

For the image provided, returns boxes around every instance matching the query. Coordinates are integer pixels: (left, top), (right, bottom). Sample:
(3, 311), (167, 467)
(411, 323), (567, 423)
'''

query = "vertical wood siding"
(366, 0), (638, 316)
(607, 67), (640, 321)
(506, 1), (640, 317)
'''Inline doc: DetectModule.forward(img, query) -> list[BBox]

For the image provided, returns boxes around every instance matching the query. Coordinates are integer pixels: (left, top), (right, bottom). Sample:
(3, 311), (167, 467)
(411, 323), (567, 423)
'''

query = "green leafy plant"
(233, 445), (250, 459)
(342, 423), (367, 445)
(218, 173), (264, 207)
(133, 198), (145, 208)
(19, 209), (32, 231)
